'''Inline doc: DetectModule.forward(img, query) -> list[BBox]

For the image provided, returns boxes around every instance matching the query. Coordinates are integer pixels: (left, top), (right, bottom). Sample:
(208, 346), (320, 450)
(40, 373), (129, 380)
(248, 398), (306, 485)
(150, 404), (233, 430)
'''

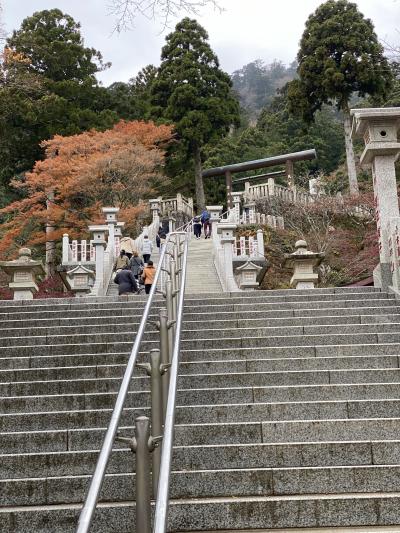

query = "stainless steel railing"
(153, 233), (188, 533)
(76, 229), (189, 532)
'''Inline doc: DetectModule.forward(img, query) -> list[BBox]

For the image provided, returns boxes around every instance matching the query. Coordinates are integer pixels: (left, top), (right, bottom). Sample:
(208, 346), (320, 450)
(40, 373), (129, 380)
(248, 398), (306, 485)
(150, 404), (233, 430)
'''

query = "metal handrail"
(153, 232), (189, 533)
(76, 234), (178, 533)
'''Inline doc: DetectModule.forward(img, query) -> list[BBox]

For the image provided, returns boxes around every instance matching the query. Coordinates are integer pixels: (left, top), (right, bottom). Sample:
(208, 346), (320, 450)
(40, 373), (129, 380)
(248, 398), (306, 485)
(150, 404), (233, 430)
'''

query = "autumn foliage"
(0, 120), (173, 257)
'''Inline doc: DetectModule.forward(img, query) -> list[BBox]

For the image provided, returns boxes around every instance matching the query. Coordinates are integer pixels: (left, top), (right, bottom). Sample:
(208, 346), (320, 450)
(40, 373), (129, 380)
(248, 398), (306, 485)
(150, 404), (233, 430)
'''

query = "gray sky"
(3, 0), (399, 85)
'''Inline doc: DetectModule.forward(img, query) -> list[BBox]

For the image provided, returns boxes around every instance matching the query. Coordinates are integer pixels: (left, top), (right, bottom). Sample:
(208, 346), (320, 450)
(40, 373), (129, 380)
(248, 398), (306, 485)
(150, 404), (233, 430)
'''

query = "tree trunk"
(343, 108), (359, 196)
(45, 191), (56, 278)
(194, 144), (206, 210)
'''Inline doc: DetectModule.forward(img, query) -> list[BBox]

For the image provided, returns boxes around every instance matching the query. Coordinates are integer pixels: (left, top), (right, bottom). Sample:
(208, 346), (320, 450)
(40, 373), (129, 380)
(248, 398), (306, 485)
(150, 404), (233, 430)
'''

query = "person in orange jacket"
(141, 260), (156, 294)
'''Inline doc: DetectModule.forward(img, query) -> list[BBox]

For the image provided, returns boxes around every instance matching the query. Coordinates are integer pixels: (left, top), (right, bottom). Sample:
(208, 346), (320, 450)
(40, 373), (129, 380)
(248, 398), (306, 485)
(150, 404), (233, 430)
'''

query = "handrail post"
(116, 416), (154, 533)
(136, 349), (164, 498)
(159, 308), (170, 416)
(166, 280), (175, 360)
(169, 259), (178, 333)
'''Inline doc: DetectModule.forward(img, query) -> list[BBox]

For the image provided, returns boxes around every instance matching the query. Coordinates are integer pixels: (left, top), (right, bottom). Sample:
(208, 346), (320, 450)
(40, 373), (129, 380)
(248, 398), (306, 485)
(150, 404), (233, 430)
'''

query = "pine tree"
(151, 18), (239, 208)
(288, 0), (393, 195)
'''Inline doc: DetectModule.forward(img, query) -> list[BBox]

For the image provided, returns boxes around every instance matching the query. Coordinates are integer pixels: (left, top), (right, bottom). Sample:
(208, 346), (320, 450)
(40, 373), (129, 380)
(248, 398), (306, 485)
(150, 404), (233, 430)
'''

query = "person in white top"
(141, 235), (153, 265)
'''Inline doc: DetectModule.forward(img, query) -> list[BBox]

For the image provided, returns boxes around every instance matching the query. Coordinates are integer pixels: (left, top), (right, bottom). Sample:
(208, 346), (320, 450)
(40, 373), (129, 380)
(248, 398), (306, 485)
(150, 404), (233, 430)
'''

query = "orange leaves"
(0, 120), (173, 258)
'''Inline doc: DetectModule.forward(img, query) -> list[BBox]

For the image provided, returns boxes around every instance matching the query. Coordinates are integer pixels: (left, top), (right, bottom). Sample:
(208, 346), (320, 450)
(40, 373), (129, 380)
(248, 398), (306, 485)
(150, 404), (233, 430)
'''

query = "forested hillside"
(231, 59), (297, 121)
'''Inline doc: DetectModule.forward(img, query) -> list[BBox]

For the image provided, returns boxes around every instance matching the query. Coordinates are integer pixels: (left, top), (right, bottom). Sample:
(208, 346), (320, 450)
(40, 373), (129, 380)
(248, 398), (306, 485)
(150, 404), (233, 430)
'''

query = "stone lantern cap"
(351, 107), (400, 165)
(236, 260), (263, 273)
(284, 240), (324, 266)
(102, 207), (120, 223)
(0, 247), (45, 276)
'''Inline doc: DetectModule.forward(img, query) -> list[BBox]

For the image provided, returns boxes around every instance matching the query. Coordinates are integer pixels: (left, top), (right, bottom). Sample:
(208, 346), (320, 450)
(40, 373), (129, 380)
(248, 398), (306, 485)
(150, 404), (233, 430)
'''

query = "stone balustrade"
(245, 177), (313, 205)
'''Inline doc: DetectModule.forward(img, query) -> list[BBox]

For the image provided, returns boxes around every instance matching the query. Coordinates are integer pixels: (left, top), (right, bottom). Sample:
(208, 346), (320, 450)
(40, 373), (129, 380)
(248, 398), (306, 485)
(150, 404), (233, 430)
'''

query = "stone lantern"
(0, 247), (45, 300)
(236, 260), (263, 290)
(66, 264), (95, 297)
(284, 240), (324, 289)
(149, 199), (161, 222)
(102, 207), (119, 252)
(206, 205), (223, 239)
(88, 225), (108, 294)
(351, 107), (400, 289)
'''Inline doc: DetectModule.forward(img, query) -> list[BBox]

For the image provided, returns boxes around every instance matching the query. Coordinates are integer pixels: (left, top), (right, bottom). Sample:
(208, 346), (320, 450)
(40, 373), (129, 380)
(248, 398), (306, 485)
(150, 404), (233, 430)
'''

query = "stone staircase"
(185, 237), (222, 293)
(3, 287), (400, 530)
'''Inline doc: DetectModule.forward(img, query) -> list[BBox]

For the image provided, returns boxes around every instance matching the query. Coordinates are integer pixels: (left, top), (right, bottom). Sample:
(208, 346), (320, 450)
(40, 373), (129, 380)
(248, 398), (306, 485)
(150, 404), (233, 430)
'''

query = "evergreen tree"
(288, 0), (393, 195)
(151, 18), (239, 208)
(0, 10), (117, 195)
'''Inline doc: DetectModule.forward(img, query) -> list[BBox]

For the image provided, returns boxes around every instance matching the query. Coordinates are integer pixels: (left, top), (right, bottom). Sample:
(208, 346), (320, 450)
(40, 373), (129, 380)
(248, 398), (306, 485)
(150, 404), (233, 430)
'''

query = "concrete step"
(2, 492), (400, 531)
(2, 438), (399, 480)
(2, 308), (400, 333)
(5, 398), (400, 434)
(6, 464), (400, 507)
(7, 366), (400, 396)
(1, 352), (398, 383)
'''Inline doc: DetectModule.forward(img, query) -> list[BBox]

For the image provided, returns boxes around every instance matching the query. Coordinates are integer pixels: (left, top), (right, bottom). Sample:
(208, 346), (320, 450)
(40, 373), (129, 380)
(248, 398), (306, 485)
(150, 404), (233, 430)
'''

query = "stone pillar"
(168, 216), (176, 233)
(0, 248), (45, 300)
(286, 159), (294, 187)
(176, 193), (184, 213)
(244, 181), (251, 202)
(149, 199), (161, 223)
(218, 222), (239, 292)
(268, 177), (275, 197)
(102, 207), (119, 254)
(62, 234), (70, 264)
(225, 170), (233, 210)
(231, 192), (242, 224)
(284, 240), (324, 289)
(256, 229), (264, 258)
(188, 197), (194, 217)
(206, 205), (223, 241)
(88, 225), (107, 294)
(351, 108), (400, 289)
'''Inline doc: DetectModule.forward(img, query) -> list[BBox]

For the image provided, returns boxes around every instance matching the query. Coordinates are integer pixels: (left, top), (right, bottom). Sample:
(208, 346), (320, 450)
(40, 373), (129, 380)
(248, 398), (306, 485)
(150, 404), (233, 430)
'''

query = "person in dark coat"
(114, 266), (139, 295)
(129, 251), (144, 280)
(193, 215), (202, 239)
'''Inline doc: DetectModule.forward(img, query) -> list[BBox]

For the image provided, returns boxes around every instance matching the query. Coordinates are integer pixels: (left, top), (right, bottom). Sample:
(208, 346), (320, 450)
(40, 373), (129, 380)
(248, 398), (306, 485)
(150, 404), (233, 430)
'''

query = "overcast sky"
(2, 0), (399, 85)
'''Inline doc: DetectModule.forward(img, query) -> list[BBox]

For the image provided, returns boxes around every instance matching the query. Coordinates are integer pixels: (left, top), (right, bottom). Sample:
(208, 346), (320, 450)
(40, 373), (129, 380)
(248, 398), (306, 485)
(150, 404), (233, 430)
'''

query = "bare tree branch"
(107, 0), (223, 32)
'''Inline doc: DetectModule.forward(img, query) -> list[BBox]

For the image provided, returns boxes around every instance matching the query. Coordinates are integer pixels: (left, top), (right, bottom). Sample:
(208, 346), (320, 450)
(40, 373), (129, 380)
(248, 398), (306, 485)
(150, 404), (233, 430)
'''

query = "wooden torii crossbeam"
(202, 149), (317, 208)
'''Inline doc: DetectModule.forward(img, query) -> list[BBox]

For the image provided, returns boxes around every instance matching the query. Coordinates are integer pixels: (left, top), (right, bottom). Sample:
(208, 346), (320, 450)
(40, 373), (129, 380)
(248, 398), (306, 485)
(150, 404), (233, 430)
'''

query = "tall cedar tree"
(1, 9), (117, 193)
(288, 0), (393, 195)
(0, 121), (172, 268)
(151, 18), (239, 208)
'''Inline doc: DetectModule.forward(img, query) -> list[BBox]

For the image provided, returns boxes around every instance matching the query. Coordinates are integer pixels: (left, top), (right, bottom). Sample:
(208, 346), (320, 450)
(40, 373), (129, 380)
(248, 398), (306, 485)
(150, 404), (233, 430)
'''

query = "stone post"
(232, 192), (242, 224)
(284, 240), (324, 289)
(176, 193), (184, 213)
(256, 229), (264, 258)
(102, 207), (119, 255)
(0, 248), (45, 300)
(62, 234), (70, 264)
(149, 199), (161, 223)
(206, 205), (223, 241)
(244, 181), (251, 202)
(267, 177), (275, 197)
(217, 222), (239, 292)
(168, 216), (176, 233)
(351, 107), (400, 289)
(188, 197), (194, 217)
(88, 225), (107, 295)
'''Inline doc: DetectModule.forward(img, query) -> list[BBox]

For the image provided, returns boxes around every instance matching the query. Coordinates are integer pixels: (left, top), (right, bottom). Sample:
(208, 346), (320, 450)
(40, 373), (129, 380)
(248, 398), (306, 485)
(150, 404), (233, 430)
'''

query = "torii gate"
(202, 149), (317, 209)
